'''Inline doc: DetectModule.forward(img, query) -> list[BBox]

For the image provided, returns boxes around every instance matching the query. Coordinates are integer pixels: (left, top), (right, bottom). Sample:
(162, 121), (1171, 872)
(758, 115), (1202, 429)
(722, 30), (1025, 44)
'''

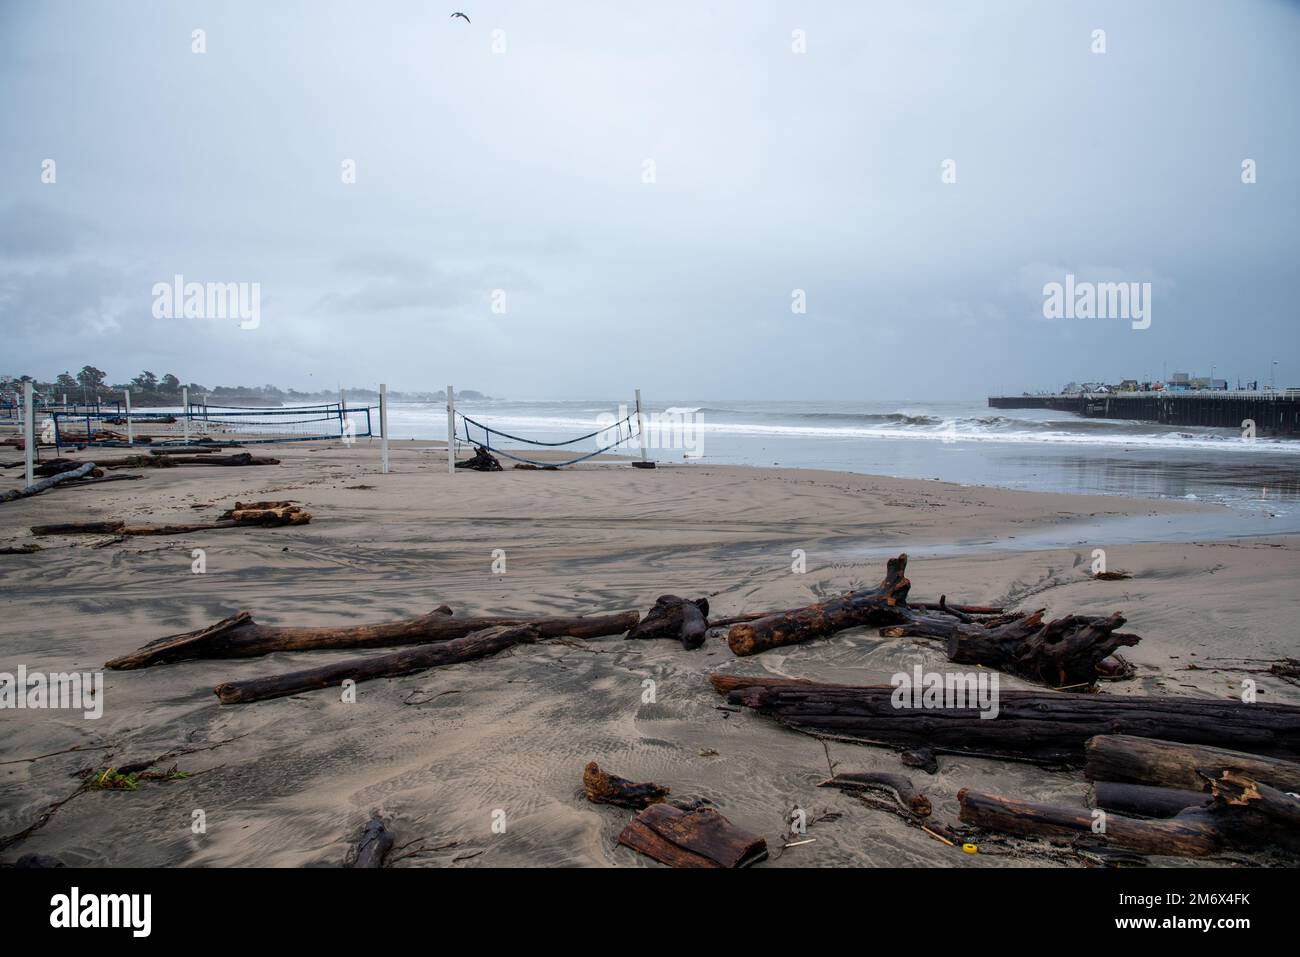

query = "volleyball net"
(454, 408), (641, 467)
(51, 402), (375, 449)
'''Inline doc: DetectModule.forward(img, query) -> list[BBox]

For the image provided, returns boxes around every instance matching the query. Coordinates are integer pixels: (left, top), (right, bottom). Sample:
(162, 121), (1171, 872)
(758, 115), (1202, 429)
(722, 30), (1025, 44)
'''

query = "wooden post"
(446, 384), (455, 474)
(124, 389), (133, 447)
(182, 386), (190, 444)
(635, 389), (648, 463)
(379, 383), (389, 474)
(339, 388), (346, 439)
(23, 380), (34, 488)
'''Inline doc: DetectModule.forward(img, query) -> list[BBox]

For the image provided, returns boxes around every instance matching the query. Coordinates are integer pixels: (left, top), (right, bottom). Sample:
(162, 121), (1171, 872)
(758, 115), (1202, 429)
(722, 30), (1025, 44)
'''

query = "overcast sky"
(2, 0), (1297, 399)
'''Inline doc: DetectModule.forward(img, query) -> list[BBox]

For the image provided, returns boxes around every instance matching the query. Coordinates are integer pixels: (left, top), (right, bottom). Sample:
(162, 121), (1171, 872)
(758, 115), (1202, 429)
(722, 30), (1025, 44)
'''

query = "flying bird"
(450, 11), (470, 23)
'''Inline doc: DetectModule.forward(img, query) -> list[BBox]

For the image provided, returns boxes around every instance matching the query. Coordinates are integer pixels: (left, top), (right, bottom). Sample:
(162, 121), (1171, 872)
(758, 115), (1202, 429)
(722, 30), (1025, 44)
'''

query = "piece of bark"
(33, 508), (310, 537)
(351, 815), (394, 868)
(727, 554), (911, 656)
(1, 462), (96, 503)
(958, 788), (1225, 857)
(818, 771), (932, 817)
(627, 596), (709, 650)
(618, 803), (767, 868)
(716, 678), (1300, 764)
(1090, 781), (1212, 818)
(1085, 734), (1300, 792)
(215, 501), (310, 526)
(582, 762), (670, 809)
(108, 607), (637, 669)
(455, 446), (503, 471)
(215, 624), (542, 703)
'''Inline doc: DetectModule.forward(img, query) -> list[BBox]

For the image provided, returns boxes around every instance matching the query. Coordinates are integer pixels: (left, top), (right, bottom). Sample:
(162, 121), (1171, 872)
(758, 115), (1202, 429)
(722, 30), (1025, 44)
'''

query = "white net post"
(125, 389), (133, 446)
(182, 387), (190, 444)
(446, 385), (455, 474)
(23, 380), (34, 487)
(339, 388), (346, 440)
(635, 388), (648, 463)
(380, 383), (389, 474)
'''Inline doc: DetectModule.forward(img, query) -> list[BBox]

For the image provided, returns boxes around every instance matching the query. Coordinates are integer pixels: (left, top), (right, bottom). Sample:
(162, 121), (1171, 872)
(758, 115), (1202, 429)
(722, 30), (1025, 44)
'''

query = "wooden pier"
(988, 391), (1300, 437)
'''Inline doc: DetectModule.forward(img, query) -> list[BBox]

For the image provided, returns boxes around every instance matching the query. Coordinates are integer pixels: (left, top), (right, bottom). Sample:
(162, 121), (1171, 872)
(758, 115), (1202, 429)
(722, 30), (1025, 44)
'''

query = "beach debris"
(618, 803), (767, 868)
(1, 462), (96, 503)
(709, 674), (1300, 764)
(13, 854), (66, 868)
(727, 554), (1142, 690)
(1090, 781), (1212, 819)
(0, 543), (41, 555)
(818, 771), (932, 817)
(1085, 734), (1300, 793)
(582, 762), (670, 809)
(350, 815), (395, 868)
(627, 595), (709, 650)
(900, 748), (939, 774)
(32, 501), (310, 538)
(1092, 570), (1132, 581)
(455, 445), (503, 471)
(87, 765), (192, 790)
(108, 607), (637, 670)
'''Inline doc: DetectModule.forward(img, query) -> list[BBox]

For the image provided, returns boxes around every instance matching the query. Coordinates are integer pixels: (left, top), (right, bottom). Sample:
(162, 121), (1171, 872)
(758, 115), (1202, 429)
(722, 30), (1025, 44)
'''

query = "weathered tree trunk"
(583, 762), (670, 809)
(108, 607), (638, 669)
(627, 596), (709, 650)
(818, 772), (932, 817)
(1090, 781), (1211, 818)
(1085, 734), (1300, 792)
(215, 624), (541, 703)
(1201, 769), (1300, 831)
(351, 815), (393, 868)
(0, 463), (96, 503)
(958, 788), (1225, 856)
(714, 677), (1300, 763)
(727, 554), (911, 656)
(618, 804), (767, 868)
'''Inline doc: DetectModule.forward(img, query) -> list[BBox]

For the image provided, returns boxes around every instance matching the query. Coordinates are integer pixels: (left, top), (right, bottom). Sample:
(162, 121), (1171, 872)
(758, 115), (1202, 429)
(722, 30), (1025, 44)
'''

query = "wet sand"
(1, 441), (1297, 867)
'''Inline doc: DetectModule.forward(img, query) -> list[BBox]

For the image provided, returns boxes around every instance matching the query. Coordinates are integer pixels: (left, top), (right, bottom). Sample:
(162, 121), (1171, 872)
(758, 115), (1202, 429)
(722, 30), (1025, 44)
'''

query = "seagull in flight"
(450, 11), (470, 23)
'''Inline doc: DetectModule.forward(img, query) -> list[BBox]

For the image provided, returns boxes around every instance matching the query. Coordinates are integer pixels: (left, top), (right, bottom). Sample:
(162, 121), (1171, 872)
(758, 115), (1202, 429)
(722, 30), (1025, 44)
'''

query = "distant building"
(1118, 379), (1140, 392)
(1062, 381), (1082, 395)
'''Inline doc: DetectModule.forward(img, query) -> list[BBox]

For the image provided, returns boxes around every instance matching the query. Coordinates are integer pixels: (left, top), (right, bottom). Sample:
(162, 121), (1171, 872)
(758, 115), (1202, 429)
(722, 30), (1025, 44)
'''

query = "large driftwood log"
(711, 675), (1300, 763)
(215, 624), (541, 703)
(1085, 734), (1300, 792)
(583, 762), (670, 809)
(33, 502), (310, 537)
(1090, 781), (1211, 818)
(727, 554), (911, 656)
(1201, 769), (1300, 830)
(0, 463), (96, 503)
(618, 803), (767, 868)
(108, 608), (639, 669)
(627, 596), (709, 650)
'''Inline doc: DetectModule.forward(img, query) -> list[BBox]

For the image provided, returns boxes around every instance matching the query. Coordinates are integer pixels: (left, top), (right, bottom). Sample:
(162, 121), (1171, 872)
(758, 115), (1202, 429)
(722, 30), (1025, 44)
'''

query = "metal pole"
(23, 380), (34, 488)
(380, 383), (389, 474)
(339, 388), (346, 438)
(125, 389), (133, 447)
(182, 386), (190, 444)
(635, 389), (648, 463)
(446, 385), (456, 474)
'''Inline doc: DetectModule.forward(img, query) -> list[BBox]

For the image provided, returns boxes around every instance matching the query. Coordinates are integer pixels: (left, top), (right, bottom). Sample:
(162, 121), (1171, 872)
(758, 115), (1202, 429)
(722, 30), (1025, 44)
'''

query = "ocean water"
(383, 397), (1300, 530)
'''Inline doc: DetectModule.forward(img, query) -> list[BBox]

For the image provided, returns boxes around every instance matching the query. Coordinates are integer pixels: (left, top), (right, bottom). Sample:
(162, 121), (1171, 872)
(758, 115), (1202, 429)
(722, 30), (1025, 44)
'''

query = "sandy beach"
(2, 440), (1296, 867)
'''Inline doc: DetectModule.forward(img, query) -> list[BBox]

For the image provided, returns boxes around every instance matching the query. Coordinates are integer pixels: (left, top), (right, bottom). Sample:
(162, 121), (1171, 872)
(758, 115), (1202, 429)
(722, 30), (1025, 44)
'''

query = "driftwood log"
(727, 554), (911, 656)
(1085, 734), (1300, 792)
(818, 771), (932, 817)
(1203, 769), (1300, 830)
(33, 502), (309, 538)
(108, 607), (638, 669)
(618, 803), (767, 868)
(710, 675), (1300, 764)
(351, 815), (394, 868)
(627, 596), (709, 650)
(455, 446), (503, 472)
(215, 624), (541, 703)
(583, 762), (670, 809)
(725, 555), (1138, 689)
(1, 463), (96, 503)
(1090, 781), (1212, 818)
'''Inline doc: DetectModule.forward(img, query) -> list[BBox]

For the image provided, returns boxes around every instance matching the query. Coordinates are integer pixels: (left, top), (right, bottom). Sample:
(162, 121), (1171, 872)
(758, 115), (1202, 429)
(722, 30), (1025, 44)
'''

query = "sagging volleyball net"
(454, 407), (641, 467)
(51, 402), (374, 449)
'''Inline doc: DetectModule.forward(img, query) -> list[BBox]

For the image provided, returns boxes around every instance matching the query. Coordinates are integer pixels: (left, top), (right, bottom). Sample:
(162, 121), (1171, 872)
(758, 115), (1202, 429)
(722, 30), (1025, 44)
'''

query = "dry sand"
(1, 440), (1297, 867)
